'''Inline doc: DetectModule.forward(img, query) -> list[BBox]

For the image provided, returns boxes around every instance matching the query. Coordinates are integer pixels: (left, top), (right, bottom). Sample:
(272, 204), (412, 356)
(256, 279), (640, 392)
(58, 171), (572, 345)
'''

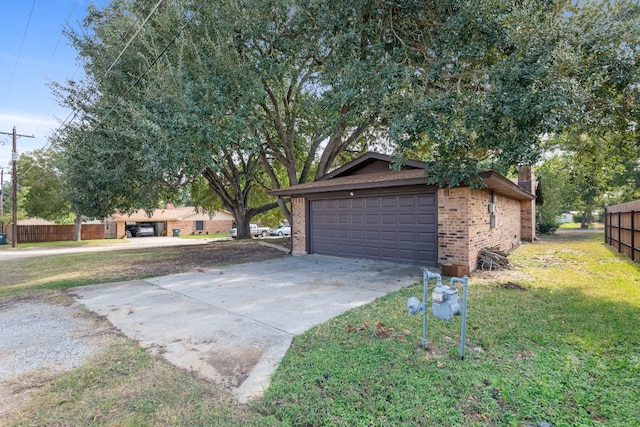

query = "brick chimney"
(166, 203), (175, 210)
(518, 165), (536, 242)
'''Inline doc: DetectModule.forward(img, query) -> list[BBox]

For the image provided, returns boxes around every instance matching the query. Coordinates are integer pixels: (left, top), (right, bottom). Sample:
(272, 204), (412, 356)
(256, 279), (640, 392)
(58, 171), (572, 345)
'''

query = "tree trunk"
(233, 212), (253, 239)
(581, 211), (592, 229)
(74, 215), (82, 241)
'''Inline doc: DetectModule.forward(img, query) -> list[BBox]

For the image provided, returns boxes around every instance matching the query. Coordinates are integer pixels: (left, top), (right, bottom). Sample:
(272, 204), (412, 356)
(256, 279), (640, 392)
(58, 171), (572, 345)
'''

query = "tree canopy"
(51, 0), (640, 233)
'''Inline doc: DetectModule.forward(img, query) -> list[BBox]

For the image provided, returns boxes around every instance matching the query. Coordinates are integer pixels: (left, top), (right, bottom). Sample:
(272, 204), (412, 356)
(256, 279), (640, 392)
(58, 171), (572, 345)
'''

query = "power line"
(25, 0), (207, 181)
(95, 0), (208, 130)
(23, 0), (207, 175)
(106, 0), (165, 74)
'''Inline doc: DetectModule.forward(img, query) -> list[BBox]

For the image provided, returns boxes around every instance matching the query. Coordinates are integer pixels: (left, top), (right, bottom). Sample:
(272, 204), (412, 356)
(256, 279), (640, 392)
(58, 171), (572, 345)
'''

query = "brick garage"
(270, 153), (536, 272)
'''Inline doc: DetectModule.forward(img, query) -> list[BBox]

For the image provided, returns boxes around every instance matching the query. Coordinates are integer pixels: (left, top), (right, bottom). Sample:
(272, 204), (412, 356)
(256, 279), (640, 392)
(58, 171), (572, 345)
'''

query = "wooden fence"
(3, 224), (105, 243)
(605, 200), (640, 263)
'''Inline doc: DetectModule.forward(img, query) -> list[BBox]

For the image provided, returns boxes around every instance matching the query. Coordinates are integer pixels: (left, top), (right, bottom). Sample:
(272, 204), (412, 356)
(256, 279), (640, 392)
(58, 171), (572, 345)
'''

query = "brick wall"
(117, 222), (127, 239)
(117, 220), (232, 238)
(291, 197), (307, 255)
(438, 188), (470, 267)
(468, 191), (521, 268)
(438, 188), (522, 271)
(169, 220), (233, 235)
(518, 165), (536, 242)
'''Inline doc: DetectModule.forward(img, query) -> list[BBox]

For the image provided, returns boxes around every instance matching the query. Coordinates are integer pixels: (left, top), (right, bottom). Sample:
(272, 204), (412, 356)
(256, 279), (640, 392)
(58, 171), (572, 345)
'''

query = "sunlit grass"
(558, 222), (604, 229)
(178, 233), (228, 239)
(0, 238), (129, 250)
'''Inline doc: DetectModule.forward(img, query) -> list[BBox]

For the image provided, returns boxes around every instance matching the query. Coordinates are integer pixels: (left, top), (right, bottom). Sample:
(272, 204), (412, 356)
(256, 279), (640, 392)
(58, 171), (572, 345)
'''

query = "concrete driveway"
(71, 255), (422, 402)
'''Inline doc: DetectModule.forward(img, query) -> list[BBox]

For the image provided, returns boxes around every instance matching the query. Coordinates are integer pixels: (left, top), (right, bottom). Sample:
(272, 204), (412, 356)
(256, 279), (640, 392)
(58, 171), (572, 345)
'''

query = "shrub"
(537, 221), (558, 234)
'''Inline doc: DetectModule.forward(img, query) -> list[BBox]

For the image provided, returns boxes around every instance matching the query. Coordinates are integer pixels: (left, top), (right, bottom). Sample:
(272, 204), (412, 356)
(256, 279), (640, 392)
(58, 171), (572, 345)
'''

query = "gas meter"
(406, 269), (470, 359)
(431, 282), (460, 321)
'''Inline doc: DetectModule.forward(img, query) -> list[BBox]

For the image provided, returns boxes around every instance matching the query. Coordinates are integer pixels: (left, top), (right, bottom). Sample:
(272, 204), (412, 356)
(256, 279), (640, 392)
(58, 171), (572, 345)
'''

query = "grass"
(256, 232), (639, 426)
(0, 238), (130, 250)
(4, 329), (253, 426)
(0, 249), (180, 299)
(177, 233), (229, 239)
(558, 222), (604, 229)
(2, 232), (639, 426)
(0, 241), (286, 299)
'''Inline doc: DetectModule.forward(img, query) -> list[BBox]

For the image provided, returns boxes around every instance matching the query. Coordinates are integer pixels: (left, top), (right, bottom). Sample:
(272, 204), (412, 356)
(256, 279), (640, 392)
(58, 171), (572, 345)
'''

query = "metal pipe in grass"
(450, 276), (469, 360)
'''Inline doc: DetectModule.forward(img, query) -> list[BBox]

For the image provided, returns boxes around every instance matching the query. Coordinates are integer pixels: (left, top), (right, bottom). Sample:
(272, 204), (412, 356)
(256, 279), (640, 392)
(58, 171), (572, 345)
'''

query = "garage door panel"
(337, 215), (350, 224)
(350, 199), (364, 208)
(381, 197), (396, 208)
(366, 215), (380, 224)
(380, 231), (397, 241)
(365, 230), (380, 240)
(398, 214), (417, 224)
(417, 195), (435, 206)
(351, 215), (364, 224)
(398, 231), (417, 242)
(381, 214), (397, 224)
(417, 232), (436, 242)
(350, 230), (364, 239)
(398, 196), (417, 207)
(418, 214), (436, 223)
(366, 198), (380, 208)
(337, 199), (350, 209)
(310, 191), (437, 265)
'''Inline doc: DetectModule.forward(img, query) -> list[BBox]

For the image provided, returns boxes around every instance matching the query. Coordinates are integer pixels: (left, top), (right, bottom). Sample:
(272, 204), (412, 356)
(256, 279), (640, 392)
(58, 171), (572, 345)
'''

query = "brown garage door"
(310, 190), (437, 265)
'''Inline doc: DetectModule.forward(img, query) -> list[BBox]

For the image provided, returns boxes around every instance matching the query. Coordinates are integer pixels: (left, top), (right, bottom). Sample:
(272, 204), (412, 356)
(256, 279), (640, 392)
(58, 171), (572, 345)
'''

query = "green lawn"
(3, 232), (639, 426)
(0, 238), (130, 250)
(256, 232), (639, 426)
(558, 222), (605, 229)
(176, 233), (229, 239)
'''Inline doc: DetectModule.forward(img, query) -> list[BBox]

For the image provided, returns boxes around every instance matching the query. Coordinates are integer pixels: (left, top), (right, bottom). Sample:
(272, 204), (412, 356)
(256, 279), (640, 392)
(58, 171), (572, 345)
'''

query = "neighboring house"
(16, 217), (56, 225)
(269, 152), (536, 273)
(110, 205), (234, 238)
(557, 213), (573, 223)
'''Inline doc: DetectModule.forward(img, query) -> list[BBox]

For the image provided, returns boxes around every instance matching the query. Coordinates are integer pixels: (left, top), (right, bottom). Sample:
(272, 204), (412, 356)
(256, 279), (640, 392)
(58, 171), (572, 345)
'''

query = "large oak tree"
(52, 0), (640, 236)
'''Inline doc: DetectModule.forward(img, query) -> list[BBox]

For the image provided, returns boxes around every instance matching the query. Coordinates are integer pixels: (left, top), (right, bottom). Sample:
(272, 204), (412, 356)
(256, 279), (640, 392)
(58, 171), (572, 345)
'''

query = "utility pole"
(0, 127), (35, 248)
(0, 168), (4, 217)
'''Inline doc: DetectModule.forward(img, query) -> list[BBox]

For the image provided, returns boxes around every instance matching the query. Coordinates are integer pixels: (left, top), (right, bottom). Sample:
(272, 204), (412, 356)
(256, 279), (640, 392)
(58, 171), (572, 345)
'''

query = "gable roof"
(269, 152), (534, 201)
(111, 207), (233, 222)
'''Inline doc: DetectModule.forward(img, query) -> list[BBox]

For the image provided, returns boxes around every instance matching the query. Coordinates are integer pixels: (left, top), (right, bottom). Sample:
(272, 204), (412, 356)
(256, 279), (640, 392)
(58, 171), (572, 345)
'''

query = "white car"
(229, 223), (271, 238)
(128, 223), (155, 237)
(269, 225), (291, 236)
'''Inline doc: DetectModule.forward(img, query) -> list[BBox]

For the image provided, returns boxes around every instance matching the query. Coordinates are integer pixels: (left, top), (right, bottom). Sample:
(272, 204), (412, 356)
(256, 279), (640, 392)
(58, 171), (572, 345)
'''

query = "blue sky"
(0, 0), (108, 168)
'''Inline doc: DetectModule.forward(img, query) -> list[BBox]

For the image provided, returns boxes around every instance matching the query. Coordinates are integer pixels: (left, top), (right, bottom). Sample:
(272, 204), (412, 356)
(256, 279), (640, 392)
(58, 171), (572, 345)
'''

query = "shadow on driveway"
(71, 255), (423, 402)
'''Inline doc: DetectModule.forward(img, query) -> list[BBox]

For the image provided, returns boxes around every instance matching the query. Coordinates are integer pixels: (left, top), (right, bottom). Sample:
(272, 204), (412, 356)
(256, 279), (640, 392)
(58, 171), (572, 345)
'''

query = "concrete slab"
(72, 255), (422, 402)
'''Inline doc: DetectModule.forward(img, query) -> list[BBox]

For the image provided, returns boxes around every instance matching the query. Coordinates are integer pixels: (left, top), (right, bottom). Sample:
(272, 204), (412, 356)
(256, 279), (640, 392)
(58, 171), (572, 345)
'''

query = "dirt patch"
(206, 347), (265, 389)
(499, 282), (527, 291)
(116, 240), (288, 278)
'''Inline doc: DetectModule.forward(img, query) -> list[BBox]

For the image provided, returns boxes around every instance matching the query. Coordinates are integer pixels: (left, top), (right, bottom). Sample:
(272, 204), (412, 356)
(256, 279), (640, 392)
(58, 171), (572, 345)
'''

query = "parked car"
(269, 225), (291, 236)
(127, 223), (155, 237)
(229, 223), (271, 238)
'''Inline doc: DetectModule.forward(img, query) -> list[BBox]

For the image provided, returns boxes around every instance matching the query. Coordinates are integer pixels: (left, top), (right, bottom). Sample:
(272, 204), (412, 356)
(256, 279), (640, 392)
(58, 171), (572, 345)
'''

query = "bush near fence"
(605, 200), (640, 263)
(3, 224), (105, 243)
